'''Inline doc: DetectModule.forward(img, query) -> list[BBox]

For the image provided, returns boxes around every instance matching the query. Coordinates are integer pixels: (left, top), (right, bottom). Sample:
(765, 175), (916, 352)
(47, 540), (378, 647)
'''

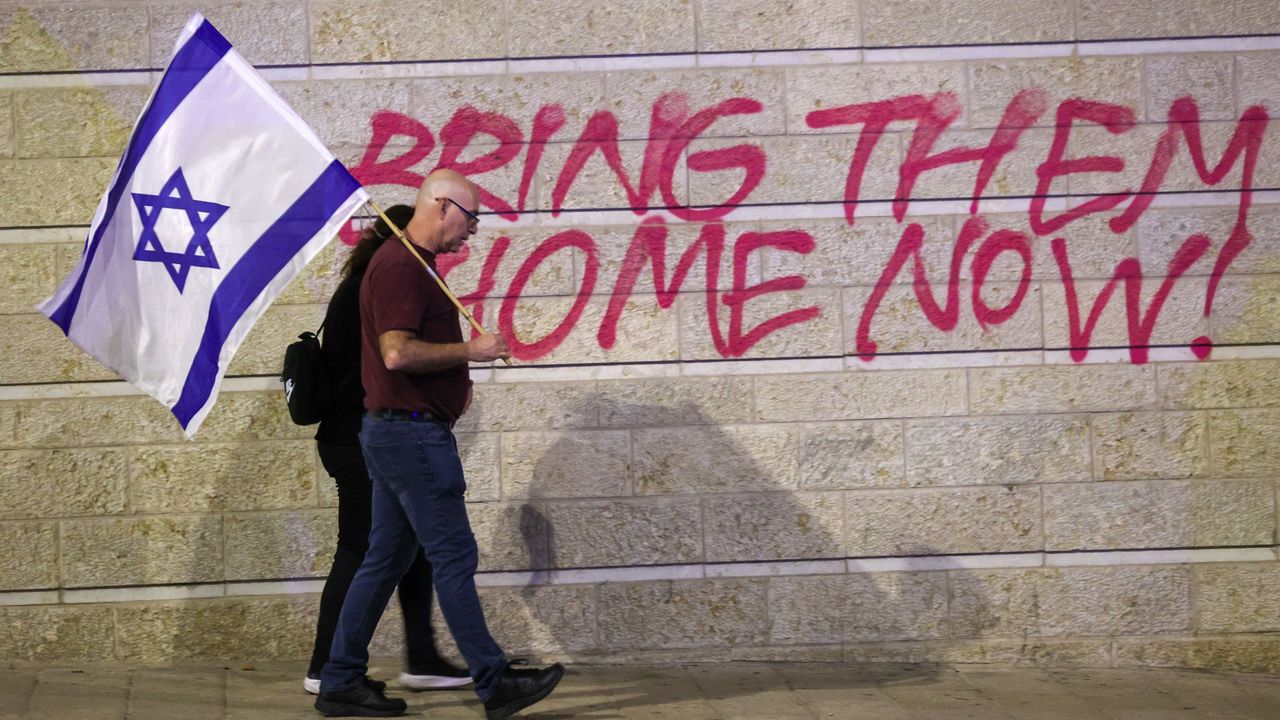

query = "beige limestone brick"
(547, 497), (701, 567)
(1196, 564), (1280, 633)
(845, 638), (1113, 666)
(150, 3), (309, 67)
(1239, 52), (1280, 115)
(1145, 55), (1237, 123)
(696, 0), (858, 52)
(905, 415), (1090, 486)
(704, 491), (843, 562)
(14, 86), (147, 159)
(496, 292), (681, 365)
(1212, 276), (1280, 345)
(61, 515), (223, 587)
(1065, 120), (1262, 199)
(1115, 636), (1280, 674)
(0, 243), (58, 314)
(844, 281), (1043, 355)
(1078, 0), (1280, 39)
(1138, 206), (1280, 277)
(0, 6), (150, 73)
(633, 423), (798, 494)
(468, 501), (549, 571)
(949, 569), (1039, 638)
(596, 376), (755, 428)
(1044, 479), (1273, 551)
(762, 216), (955, 290)
(0, 605), (114, 663)
(756, 369), (967, 422)
(588, 221), (762, 302)
(846, 486), (1041, 556)
(459, 382), (597, 432)
(224, 509), (335, 581)
(443, 227), (578, 302)
(500, 430), (630, 499)
(1040, 275), (1209, 350)
(0, 448), (128, 519)
(970, 365), (1157, 415)
(969, 58), (1143, 129)
(115, 597), (317, 662)
(767, 575), (846, 644)
(688, 133), (899, 207)
(412, 72), (606, 141)
(0, 158), (115, 227)
(598, 578), (768, 649)
(799, 420), (904, 489)
(1159, 360), (1280, 409)
(786, 64), (968, 132)
(0, 314), (116, 385)
(605, 68), (786, 139)
(274, 79), (412, 149)
(0, 92), (11, 157)
(196, 390), (314, 443)
(907, 127), (1053, 204)
(1092, 411), (1207, 481)
(0, 520), (57, 590)
(865, 1), (1071, 46)
(477, 584), (597, 654)
(985, 212), (1140, 283)
(226, 303), (325, 376)
(1038, 566), (1192, 636)
(533, 137), (661, 212)
(130, 441), (318, 514)
(507, 0), (694, 57)
(1209, 408), (1280, 477)
(846, 571), (948, 641)
(13, 396), (185, 449)
(459, 432), (500, 502)
(0, 402), (14, 447)
(680, 287), (842, 361)
(310, 0), (505, 63)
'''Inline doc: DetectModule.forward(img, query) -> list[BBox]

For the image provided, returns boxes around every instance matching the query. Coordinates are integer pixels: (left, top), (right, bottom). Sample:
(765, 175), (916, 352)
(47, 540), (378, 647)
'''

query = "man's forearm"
(383, 336), (470, 374)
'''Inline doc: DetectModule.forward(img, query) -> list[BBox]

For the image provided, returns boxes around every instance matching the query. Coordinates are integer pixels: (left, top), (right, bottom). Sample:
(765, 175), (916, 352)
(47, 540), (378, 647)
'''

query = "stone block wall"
(1, 0), (1278, 672)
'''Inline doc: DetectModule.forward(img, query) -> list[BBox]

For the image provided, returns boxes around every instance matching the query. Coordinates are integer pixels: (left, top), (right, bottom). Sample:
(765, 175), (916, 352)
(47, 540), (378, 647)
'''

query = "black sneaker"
(307, 674), (385, 696)
(482, 662), (565, 720)
(400, 656), (472, 690)
(314, 677), (406, 717)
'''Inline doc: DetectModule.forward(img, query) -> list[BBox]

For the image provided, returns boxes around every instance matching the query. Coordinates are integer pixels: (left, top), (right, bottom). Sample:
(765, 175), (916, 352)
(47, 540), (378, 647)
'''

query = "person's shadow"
(449, 395), (961, 717)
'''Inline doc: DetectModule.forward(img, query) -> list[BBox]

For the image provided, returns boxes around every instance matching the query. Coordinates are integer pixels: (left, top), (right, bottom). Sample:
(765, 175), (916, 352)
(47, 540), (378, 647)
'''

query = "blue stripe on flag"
(47, 20), (231, 332)
(171, 160), (362, 428)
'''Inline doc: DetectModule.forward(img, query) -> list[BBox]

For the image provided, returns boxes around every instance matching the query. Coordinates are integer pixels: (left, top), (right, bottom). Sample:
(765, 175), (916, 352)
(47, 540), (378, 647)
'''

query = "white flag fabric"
(39, 14), (368, 437)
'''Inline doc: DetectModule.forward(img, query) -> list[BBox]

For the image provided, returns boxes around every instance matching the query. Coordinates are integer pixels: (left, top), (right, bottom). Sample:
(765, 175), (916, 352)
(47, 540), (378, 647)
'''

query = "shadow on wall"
(435, 394), (970, 714)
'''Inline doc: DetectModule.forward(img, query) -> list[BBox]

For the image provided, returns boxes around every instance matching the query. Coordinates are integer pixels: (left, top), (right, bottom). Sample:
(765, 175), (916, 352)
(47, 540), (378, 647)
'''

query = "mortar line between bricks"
(8, 543), (1272, 606)
(5, 32), (1280, 81)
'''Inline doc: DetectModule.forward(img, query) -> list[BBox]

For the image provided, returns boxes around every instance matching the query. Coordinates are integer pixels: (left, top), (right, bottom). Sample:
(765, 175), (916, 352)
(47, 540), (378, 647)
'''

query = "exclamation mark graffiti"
(1193, 220), (1253, 360)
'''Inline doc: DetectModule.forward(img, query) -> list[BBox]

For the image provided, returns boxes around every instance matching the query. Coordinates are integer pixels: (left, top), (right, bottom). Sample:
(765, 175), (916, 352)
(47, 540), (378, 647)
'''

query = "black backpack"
(280, 323), (331, 425)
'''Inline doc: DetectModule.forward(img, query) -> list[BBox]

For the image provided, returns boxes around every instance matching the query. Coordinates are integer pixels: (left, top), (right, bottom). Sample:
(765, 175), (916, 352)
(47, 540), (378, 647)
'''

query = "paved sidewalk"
(2, 661), (1278, 719)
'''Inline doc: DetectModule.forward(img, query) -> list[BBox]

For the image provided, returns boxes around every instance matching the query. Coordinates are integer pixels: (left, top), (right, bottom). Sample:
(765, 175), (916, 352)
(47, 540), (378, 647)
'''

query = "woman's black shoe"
(314, 678), (407, 717)
(482, 662), (565, 720)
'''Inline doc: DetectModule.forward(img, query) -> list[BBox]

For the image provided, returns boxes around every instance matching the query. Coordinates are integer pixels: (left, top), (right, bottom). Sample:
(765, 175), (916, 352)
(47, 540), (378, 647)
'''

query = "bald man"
(316, 170), (564, 719)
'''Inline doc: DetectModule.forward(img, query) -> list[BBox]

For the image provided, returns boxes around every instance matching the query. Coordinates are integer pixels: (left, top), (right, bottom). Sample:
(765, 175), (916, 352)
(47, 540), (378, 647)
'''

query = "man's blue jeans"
(321, 415), (506, 701)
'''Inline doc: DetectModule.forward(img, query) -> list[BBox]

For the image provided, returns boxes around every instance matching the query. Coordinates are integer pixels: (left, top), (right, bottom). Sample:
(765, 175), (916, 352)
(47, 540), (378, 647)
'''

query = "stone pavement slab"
(2, 661), (1278, 719)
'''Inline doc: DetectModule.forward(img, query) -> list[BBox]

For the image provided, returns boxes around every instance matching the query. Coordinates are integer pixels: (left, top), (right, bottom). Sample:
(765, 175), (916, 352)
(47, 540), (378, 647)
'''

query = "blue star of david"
(131, 168), (229, 293)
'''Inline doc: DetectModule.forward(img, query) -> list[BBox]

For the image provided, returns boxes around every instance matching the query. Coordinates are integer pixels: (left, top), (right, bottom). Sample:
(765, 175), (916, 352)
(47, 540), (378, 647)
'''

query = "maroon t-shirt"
(359, 237), (470, 421)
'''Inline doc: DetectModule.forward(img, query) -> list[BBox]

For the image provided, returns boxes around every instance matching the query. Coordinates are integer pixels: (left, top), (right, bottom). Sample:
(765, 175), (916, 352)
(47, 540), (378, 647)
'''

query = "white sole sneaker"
(303, 676), (321, 695)
(399, 671), (473, 690)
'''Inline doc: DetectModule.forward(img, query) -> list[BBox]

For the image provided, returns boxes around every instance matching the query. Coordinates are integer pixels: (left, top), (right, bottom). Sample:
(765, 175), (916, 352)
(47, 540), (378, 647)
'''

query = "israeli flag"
(38, 14), (367, 437)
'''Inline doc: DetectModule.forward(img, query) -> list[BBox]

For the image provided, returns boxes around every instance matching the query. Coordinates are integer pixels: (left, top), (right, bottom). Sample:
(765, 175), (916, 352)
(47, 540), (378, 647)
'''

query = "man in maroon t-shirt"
(316, 170), (565, 720)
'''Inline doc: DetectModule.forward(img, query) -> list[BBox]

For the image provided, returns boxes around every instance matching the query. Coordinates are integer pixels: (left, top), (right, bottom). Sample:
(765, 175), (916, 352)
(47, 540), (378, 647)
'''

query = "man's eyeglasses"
(442, 197), (480, 226)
